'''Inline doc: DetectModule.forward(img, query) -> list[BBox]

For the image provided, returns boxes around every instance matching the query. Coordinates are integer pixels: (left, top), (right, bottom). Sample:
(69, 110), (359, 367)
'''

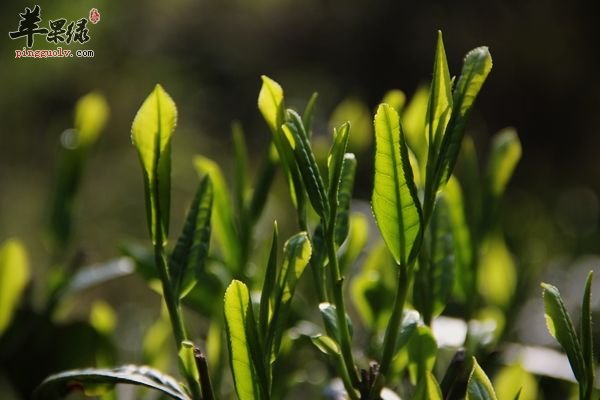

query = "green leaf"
(224, 280), (259, 400)
(394, 310), (420, 353)
(485, 128), (521, 199)
(318, 302), (354, 343)
(542, 281), (586, 383)
(478, 234), (516, 308)
(170, 176), (213, 299)
(434, 46), (492, 187)
(426, 31), (453, 165)
(339, 212), (368, 274)
(581, 271), (594, 397)
(131, 84), (177, 245)
(381, 89), (406, 114)
(444, 177), (473, 301)
(466, 358), (498, 400)
(407, 326), (437, 385)
(178, 341), (201, 395)
(258, 75), (285, 135)
(75, 92), (109, 149)
(334, 154), (357, 247)
(413, 193), (454, 324)
(0, 239), (30, 335)
(327, 123), (351, 199)
(329, 97), (372, 153)
(248, 143), (278, 224)
(34, 365), (190, 400)
(402, 85), (429, 168)
(283, 110), (329, 219)
(194, 156), (239, 270)
(372, 103), (422, 265)
(302, 92), (319, 137)
(268, 232), (312, 356)
(310, 334), (340, 356)
(413, 372), (443, 400)
(493, 363), (538, 400)
(350, 242), (396, 330)
(259, 223), (279, 337)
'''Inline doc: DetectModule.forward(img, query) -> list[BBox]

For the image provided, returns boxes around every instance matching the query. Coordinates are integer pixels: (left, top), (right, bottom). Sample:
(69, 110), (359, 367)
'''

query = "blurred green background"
(1, 0), (599, 398)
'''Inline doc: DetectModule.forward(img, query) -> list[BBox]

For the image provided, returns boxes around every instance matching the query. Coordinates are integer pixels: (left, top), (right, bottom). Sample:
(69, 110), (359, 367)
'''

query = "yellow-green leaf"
(407, 326), (437, 385)
(478, 234), (516, 308)
(258, 75), (284, 135)
(413, 372), (443, 400)
(486, 128), (521, 199)
(75, 92), (109, 149)
(224, 280), (258, 400)
(131, 84), (177, 245)
(493, 363), (538, 400)
(0, 239), (30, 335)
(373, 104), (422, 265)
(467, 358), (498, 400)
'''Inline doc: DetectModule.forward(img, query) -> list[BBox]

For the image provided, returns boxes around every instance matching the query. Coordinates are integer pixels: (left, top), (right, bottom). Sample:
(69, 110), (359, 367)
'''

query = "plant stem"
(325, 225), (360, 389)
(154, 241), (202, 400)
(379, 264), (409, 378)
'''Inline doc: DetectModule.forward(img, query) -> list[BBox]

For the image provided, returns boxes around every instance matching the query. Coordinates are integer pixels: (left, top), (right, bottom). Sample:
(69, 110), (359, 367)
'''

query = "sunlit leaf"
(224, 280), (259, 400)
(131, 84), (177, 244)
(541, 282), (585, 384)
(339, 212), (368, 273)
(351, 242), (396, 330)
(466, 358), (497, 400)
(0, 239), (30, 335)
(89, 300), (117, 336)
(426, 31), (453, 165)
(493, 363), (538, 400)
(413, 371), (443, 400)
(407, 326), (437, 385)
(310, 334), (340, 356)
(485, 128), (521, 199)
(34, 365), (190, 400)
(258, 75), (285, 135)
(269, 232), (312, 356)
(327, 123), (350, 201)
(444, 176), (473, 300)
(372, 104), (422, 265)
(75, 92), (109, 149)
(381, 89), (406, 114)
(478, 234), (516, 308)
(170, 176), (213, 299)
(434, 46), (492, 187)
(402, 85), (429, 168)
(329, 97), (372, 153)
(178, 341), (200, 397)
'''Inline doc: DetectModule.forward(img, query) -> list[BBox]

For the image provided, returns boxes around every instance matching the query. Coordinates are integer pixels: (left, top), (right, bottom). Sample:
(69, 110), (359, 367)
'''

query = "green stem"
(325, 224), (360, 389)
(379, 264), (409, 378)
(154, 242), (202, 400)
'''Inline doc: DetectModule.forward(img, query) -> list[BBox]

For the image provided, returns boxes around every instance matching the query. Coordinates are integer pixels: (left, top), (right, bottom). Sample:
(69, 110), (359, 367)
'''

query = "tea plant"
(6, 30), (593, 400)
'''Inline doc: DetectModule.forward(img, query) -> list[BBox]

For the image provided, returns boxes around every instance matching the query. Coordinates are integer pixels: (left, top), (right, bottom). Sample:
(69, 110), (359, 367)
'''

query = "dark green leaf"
(581, 271), (594, 396)
(232, 121), (250, 217)
(170, 176), (213, 299)
(283, 110), (329, 219)
(260, 223), (279, 337)
(372, 104), (422, 265)
(541, 282), (585, 384)
(466, 358), (497, 400)
(131, 84), (177, 245)
(34, 365), (190, 400)
(194, 156), (240, 271)
(334, 154), (357, 246)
